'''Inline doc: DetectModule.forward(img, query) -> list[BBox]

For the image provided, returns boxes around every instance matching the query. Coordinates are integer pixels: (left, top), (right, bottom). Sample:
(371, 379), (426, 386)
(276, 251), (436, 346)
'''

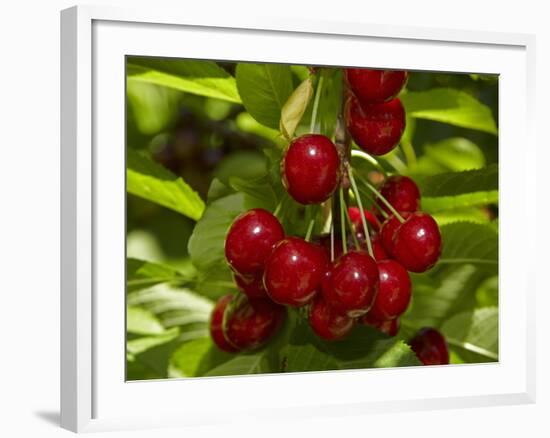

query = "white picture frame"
(60, 4), (536, 433)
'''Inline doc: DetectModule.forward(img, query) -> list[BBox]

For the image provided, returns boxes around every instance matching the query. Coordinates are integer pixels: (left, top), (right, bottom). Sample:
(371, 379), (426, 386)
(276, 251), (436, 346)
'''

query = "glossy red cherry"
(379, 213), (410, 257)
(264, 237), (327, 306)
(209, 294), (238, 353)
(225, 297), (286, 350)
(368, 260), (411, 320)
(345, 68), (408, 104)
(362, 313), (400, 337)
(378, 176), (421, 215)
(348, 206), (381, 232)
(234, 272), (268, 300)
(282, 134), (340, 204)
(225, 208), (284, 276)
(409, 327), (450, 365)
(393, 212), (442, 273)
(345, 96), (405, 156)
(309, 293), (354, 341)
(322, 250), (379, 318)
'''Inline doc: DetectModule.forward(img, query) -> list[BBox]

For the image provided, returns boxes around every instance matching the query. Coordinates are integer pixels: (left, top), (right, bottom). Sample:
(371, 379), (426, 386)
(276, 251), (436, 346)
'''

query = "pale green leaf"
(279, 76), (314, 140)
(127, 58), (241, 103)
(236, 63), (293, 129)
(401, 89), (497, 134)
(127, 149), (205, 220)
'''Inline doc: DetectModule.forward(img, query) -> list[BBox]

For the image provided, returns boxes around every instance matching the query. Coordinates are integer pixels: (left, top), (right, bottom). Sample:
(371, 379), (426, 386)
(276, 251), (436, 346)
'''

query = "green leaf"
(127, 284), (213, 338)
(441, 307), (498, 362)
(410, 138), (486, 177)
(401, 89), (497, 134)
(204, 350), (273, 376)
(213, 150), (268, 185)
(432, 207), (491, 226)
(126, 80), (180, 135)
(229, 175), (277, 211)
(283, 320), (421, 372)
(168, 337), (235, 377)
(438, 222), (498, 273)
(422, 191), (498, 213)
(127, 327), (180, 356)
(127, 58), (241, 103)
(476, 276), (499, 307)
(416, 165), (498, 197)
(126, 258), (195, 292)
(127, 149), (205, 220)
(236, 63), (293, 129)
(127, 307), (166, 335)
(187, 193), (246, 270)
(404, 264), (483, 329)
(279, 76), (314, 140)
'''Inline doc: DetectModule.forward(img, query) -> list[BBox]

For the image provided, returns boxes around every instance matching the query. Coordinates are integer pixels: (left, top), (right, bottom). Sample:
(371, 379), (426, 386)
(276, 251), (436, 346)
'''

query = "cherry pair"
(345, 68), (408, 156)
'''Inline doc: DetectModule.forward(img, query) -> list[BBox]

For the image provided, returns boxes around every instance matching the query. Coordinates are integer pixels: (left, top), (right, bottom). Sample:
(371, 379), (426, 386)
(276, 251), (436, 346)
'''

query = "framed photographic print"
(60, 5), (536, 433)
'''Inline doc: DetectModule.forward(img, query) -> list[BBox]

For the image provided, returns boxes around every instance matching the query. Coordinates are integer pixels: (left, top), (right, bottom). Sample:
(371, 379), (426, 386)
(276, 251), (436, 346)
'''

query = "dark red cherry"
(225, 208), (284, 276)
(309, 294), (354, 341)
(354, 231), (388, 261)
(234, 272), (268, 300)
(345, 68), (408, 104)
(348, 206), (381, 232)
(209, 294), (238, 353)
(409, 327), (450, 365)
(393, 212), (442, 273)
(322, 250), (379, 318)
(368, 260), (411, 320)
(380, 213), (410, 257)
(345, 96), (405, 156)
(378, 176), (421, 215)
(264, 237), (327, 306)
(282, 134), (340, 204)
(361, 313), (400, 337)
(225, 297), (286, 350)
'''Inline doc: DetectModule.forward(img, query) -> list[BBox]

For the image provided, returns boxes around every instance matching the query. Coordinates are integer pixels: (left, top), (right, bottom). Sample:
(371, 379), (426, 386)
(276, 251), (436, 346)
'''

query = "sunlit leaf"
(401, 89), (497, 134)
(127, 58), (241, 103)
(127, 149), (205, 220)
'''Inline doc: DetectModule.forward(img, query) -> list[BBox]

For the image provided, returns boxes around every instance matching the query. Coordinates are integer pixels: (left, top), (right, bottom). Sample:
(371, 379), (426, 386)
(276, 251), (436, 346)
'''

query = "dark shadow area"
(34, 410), (60, 427)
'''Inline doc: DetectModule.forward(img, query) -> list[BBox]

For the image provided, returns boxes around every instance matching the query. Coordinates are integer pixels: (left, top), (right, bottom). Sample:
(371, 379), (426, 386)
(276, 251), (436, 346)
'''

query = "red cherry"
(322, 250), (379, 318)
(378, 176), (421, 215)
(380, 213), (410, 257)
(225, 297), (286, 350)
(348, 206), (381, 232)
(354, 231), (388, 261)
(368, 260), (411, 320)
(393, 212), (442, 273)
(282, 134), (340, 204)
(264, 237), (327, 306)
(225, 208), (284, 276)
(234, 272), (268, 300)
(361, 313), (400, 337)
(345, 96), (405, 156)
(345, 68), (408, 104)
(209, 294), (238, 353)
(409, 328), (450, 365)
(309, 294), (354, 341)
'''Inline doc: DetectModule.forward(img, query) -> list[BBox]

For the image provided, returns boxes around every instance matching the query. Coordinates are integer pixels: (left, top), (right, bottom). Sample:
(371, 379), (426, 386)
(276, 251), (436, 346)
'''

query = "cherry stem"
(401, 140), (417, 167)
(347, 166), (374, 257)
(339, 187), (348, 254)
(344, 207), (361, 250)
(273, 200), (283, 217)
(305, 218), (315, 242)
(310, 73), (324, 134)
(330, 212), (335, 262)
(357, 174), (405, 223)
(350, 149), (386, 175)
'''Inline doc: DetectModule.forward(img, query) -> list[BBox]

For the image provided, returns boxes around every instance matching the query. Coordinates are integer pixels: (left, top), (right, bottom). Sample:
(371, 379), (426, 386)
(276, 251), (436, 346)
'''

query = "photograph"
(125, 57), (499, 380)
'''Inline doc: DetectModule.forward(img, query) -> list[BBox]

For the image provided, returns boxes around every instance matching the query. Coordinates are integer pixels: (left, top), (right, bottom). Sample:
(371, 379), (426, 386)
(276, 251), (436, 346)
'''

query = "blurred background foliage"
(126, 57), (498, 380)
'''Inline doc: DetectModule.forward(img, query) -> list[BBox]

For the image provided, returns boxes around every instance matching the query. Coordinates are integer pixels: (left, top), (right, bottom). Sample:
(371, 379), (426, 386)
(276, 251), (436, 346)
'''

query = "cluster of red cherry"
(209, 68), (449, 366)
